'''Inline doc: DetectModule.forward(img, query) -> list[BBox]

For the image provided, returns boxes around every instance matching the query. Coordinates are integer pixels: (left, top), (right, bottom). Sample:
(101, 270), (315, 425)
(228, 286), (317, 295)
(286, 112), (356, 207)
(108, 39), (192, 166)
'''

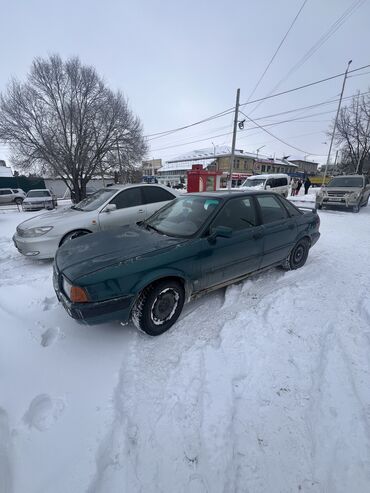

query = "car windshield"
(241, 178), (265, 187)
(72, 188), (118, 211)
(327, 177), (364, 188)
(145, 196), (221, 237)
(26, 190), (50, 197)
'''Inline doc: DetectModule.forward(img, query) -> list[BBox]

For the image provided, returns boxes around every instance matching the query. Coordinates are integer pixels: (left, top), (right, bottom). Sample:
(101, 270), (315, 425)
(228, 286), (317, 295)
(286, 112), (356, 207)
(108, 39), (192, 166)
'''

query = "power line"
(145, 63), (370, 142)
(150, 89), (370, 152)
(239, 109), (317, 155)
(249, 0), (367, 115)
(246, 0), (309, 103)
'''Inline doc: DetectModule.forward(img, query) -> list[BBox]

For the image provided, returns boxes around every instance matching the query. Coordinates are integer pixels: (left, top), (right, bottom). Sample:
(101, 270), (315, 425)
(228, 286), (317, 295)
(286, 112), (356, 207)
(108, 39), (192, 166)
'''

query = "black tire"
(282, 238), (310, 271)
(15, 198), (23, 205)
(60, 230), (90, 245)
(132, 279), (185, 336)
(317, 203), (322, 210)
(353, 204), (360, 213)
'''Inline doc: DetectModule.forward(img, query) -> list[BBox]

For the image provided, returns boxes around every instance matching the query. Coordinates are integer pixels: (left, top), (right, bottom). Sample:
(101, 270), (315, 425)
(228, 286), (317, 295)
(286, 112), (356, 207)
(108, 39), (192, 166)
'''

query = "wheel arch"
(59, 228), (93, 246)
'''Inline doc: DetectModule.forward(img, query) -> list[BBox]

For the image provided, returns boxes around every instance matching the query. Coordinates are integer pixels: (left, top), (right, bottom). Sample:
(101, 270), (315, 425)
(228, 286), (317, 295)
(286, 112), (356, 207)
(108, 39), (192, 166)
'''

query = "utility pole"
(355, 115), (370, 174)
(322, 60), (352, 185)
(228, 88), (240, 189)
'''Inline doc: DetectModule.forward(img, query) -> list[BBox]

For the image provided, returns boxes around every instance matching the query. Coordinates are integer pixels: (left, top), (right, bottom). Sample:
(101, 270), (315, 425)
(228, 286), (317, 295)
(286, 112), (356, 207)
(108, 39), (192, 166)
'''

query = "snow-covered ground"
(1, 197), (370, 493)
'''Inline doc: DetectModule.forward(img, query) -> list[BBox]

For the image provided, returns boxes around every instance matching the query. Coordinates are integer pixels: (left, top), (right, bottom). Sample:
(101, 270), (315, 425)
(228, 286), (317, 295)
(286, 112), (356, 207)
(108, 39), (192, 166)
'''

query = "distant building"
(157, 146), (298, 187)
(142, 158), (162, 177)
(0, 160), (13, 177)
(289, 159), (319, 175)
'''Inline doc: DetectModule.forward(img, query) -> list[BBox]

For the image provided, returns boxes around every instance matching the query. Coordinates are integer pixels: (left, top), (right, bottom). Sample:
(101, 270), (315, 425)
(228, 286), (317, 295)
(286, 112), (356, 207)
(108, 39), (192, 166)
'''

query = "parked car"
(22, 189), (58, 211)
(13, 184), (178, 258)
(0, 188), (26, 206)
(53, 190), (320, 335)
(315, 175), (370, 212)
(239, 174), (290, 197)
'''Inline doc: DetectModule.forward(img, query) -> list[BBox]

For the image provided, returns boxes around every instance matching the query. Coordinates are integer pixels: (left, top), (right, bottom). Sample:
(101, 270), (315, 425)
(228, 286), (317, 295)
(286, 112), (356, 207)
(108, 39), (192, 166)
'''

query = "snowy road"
(1, 202), (370, 493)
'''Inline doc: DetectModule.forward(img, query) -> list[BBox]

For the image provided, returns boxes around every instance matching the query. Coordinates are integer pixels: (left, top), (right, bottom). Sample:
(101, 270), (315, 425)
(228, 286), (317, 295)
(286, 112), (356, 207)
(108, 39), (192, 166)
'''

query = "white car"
(239, 174), (290, 197)
(22, 189), (58, 211)
(13, 184), (178, 259)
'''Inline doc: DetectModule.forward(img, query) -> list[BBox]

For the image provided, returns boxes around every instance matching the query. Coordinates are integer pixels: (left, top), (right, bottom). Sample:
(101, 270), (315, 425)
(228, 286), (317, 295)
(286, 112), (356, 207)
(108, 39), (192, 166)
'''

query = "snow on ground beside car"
(1, 203), (370, 493)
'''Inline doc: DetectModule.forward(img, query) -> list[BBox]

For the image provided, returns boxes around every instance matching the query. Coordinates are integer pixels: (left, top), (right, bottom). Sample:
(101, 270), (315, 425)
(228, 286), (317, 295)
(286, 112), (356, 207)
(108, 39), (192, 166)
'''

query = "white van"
(239, 173), (290, 197)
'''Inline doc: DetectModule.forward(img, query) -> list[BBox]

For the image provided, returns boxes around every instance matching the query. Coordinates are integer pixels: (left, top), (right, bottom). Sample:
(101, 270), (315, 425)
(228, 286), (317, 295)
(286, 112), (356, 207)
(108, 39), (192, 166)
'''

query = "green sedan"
(53, 191), (320, 335)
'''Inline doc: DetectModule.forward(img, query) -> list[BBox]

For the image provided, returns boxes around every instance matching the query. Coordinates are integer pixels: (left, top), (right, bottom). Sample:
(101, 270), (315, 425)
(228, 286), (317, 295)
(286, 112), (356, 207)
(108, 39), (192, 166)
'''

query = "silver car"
(316, 175), (370, 212)
(22, 189), (58, 211)
(13, 184), (178, 259)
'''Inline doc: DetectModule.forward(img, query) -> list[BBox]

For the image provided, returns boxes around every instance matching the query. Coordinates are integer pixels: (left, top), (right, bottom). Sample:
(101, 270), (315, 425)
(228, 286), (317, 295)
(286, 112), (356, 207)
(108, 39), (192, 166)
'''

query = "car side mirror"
(103, 203), (117, 213)
(265, 185), (271, 189)
(209, 225), (233, 241)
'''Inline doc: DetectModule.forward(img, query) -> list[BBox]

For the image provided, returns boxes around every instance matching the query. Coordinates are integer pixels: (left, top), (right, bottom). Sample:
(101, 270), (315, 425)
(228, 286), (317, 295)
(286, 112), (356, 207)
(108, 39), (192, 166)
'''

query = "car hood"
(321, 187), (363, 194)
(55, 225), (187, 281)
(17, 207), (88, 230)
(239, 184), (264, 190)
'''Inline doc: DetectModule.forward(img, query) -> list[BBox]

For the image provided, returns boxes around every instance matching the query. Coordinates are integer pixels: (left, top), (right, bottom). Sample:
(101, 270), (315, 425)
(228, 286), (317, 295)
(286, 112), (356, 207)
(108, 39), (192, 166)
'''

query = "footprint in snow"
(23, 394), (65, 431)
(41, 296), (58, 311)
(40, 327), (61, 347)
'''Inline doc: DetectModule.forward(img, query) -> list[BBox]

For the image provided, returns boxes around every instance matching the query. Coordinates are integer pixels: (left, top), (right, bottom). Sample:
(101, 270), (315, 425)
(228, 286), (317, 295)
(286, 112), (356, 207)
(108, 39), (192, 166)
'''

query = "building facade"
(142, 159), (162, 177)
(289, 159), (319, 175)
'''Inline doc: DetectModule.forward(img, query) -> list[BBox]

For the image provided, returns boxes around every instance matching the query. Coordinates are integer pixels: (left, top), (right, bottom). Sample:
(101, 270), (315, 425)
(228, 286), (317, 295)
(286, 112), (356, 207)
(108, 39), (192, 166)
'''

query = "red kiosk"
(187, 165), (223, 193)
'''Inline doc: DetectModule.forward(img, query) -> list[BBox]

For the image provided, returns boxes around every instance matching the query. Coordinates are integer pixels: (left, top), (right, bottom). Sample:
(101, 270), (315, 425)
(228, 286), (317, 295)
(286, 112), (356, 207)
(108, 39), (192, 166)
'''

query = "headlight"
(22, 226), (54, 237)
(349, 191), (360, 200)
(62, 276), (89, 302)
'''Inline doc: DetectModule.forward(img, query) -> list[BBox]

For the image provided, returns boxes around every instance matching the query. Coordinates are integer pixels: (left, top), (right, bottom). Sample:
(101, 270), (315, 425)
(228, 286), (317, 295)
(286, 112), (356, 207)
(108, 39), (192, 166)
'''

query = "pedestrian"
(291, 178), (298, 196)
(296, 179), (303, 195)
(304, 176), (311, 195)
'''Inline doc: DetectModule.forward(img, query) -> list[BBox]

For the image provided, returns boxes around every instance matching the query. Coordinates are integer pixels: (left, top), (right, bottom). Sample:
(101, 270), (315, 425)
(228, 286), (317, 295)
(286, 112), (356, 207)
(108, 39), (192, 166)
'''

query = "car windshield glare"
(73, 188), (117, 211)
(327, 177), (363, 188)
(241, 178), (265, 187)
(26, 191), (50, 198)
(145, 196), (221, 237)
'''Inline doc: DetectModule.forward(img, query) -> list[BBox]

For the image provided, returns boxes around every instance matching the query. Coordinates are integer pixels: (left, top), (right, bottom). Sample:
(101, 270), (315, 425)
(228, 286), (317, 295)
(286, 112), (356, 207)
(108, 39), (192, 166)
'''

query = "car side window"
(266, 179), (274, 188)
(142, 186), (175, 204)
(280, 197), (302, 216)
(110, 188), (143, 209)
(256, 195), (288, 223)
(211, 197), (257, 231)
(0, 189), (12, 195)
(12, 189), (18, 193)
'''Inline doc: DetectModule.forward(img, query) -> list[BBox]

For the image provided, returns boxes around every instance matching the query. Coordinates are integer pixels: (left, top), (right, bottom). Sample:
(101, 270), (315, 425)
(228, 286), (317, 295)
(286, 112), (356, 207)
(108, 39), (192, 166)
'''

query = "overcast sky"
(1, 0), (370, 166)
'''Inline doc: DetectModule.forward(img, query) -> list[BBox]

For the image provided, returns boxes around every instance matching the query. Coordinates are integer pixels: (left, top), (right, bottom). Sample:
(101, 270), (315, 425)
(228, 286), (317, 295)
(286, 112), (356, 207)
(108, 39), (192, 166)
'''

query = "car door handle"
(138, 209), (145, 213)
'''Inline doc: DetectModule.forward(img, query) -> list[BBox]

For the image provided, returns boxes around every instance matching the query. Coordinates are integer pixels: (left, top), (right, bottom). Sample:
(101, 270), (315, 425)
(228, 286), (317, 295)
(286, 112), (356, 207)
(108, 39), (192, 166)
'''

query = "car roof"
(329, 175), (364, 179)
(185, 190), (277, 199)
(106, 183), (180, 194)
(247, 173), (289, 179)
(27, 189), (51, 192)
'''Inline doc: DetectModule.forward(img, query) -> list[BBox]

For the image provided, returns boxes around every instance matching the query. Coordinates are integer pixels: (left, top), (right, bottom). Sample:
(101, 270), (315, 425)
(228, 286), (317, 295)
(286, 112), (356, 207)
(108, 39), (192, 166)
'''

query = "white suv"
(239, 174), (290, 197)
(0, 188), (26, 205)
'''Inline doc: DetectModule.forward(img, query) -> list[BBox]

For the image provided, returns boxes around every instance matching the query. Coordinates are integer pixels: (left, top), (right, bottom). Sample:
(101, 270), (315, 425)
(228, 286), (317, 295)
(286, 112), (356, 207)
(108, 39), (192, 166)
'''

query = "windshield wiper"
(145, 223), (164, 235)
(71, 205), (83, 211)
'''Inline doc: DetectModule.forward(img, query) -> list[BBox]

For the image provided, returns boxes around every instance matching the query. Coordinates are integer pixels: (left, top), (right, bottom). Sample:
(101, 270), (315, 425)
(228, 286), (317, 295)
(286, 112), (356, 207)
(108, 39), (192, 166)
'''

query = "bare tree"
(333, 91), (370, 175)
(0, 55), (147, 201)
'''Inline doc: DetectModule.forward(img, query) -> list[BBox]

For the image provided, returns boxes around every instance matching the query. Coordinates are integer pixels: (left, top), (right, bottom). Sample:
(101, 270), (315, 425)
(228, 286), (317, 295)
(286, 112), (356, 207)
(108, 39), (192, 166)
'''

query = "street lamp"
(256, 145), (266, 161)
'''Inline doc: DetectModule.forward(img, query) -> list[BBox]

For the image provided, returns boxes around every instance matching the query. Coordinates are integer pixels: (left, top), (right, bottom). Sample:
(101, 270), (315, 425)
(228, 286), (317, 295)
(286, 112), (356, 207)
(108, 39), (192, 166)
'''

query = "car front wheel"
(282, 238), (310, 270)
(353, 204), (360, 213)
(132, 279), (185, 336)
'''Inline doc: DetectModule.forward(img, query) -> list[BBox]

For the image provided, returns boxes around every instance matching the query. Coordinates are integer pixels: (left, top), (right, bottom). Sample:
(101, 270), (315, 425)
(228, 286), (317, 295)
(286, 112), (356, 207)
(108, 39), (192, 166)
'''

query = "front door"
(198, 196), (264, 290)
(98, 187), (147, 231)
(255, 194), (297, 268)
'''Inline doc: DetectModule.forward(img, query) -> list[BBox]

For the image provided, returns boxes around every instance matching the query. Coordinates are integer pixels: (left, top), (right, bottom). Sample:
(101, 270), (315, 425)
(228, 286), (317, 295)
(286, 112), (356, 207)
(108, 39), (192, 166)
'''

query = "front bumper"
(53, 267), (134, 325)
(13, 233), (60, 259)
(22, 201), (53, 210)
(316, 195), (359, 208)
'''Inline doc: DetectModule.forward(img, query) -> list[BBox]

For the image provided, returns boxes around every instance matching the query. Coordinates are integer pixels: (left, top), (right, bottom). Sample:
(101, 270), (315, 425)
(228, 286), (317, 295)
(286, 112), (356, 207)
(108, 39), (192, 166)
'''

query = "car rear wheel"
(282, 238), (310, 271)
(15, 198), (23, 205)
(60, 230), (90, 245)
(132, 279), (185, 336)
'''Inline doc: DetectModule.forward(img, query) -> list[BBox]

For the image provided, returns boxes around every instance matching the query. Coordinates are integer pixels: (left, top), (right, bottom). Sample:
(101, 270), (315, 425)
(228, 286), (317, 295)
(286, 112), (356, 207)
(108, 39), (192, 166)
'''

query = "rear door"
(142, 186), (177, 219)
(256, 194), (297, 268)
(98, 187), (146, 230)
(0, 189), (13, 204)
(198, 196), (264, 289)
